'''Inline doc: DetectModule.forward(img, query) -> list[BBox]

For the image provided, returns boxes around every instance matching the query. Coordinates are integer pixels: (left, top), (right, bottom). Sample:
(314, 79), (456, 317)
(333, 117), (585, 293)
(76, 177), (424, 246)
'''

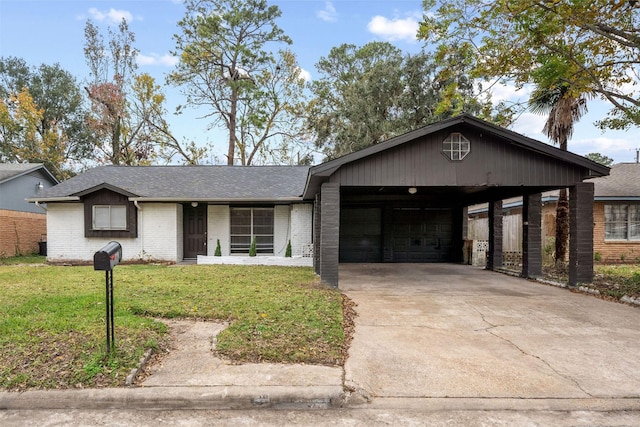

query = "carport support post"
(319, 182), (340, 287)
(569, 182), (594, 286)
(522, 193), (542, 278)
(487, 200), (503, 270)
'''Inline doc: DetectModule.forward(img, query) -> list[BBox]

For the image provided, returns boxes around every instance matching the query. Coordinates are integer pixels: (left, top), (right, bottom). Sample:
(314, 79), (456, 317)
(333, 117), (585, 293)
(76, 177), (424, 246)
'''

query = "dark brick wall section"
(313, 193), (321, 275)
(569, 183), (594, 286)
(487, 200), (503, 270)
(522, 193), (542, 278)
(319, 183), (340, 287)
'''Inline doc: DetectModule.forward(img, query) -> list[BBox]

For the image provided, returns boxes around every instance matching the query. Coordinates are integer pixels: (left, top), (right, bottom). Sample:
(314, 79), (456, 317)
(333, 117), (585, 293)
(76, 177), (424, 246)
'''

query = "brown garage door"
(392, 208), (453, 262)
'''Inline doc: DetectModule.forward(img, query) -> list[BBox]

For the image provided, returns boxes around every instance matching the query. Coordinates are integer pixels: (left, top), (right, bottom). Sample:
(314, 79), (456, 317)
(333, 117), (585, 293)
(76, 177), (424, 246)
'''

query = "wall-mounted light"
(191, 202), (198, 207)
(36, 182), (44, 192)
(408, 187), (417, 195)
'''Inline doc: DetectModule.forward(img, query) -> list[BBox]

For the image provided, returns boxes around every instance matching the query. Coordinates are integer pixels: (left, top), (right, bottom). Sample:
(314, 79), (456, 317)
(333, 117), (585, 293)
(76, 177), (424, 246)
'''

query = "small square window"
(93, 205), (127, 230)
(442, 133), (470, 161)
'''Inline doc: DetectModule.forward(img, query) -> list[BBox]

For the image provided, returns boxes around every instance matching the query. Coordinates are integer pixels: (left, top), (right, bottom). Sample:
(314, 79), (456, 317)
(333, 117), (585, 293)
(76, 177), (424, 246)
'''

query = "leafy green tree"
(0, 57), (93, 179)
(170, 0), (307, 165)
(585, 153), (614, 167)
(307, 42), (511, 159)
(419, 0), (640, 130)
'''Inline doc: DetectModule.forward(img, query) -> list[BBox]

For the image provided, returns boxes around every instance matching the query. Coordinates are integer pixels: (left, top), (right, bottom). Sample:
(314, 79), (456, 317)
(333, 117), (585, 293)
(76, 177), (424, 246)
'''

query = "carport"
(303, 114), (609, 288)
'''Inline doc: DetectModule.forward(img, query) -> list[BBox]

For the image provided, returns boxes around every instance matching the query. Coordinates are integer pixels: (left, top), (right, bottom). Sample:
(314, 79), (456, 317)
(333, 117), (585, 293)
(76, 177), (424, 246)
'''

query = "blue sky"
(1, 0), (639, 164)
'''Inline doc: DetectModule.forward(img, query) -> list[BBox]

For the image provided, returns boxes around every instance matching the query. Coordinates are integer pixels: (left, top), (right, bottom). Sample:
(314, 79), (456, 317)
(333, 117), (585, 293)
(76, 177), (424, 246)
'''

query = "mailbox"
(94, 241), (122, 271)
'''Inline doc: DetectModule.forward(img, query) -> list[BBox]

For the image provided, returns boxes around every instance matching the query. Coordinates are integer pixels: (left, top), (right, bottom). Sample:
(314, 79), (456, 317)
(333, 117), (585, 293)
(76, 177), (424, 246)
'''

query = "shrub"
(285, 240), (292, 257)
(214, 239), (222, 256)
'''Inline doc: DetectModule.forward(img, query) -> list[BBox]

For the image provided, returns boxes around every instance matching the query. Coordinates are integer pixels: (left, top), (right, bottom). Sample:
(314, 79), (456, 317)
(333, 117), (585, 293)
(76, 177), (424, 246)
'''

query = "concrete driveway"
(340, 263), (640, 400)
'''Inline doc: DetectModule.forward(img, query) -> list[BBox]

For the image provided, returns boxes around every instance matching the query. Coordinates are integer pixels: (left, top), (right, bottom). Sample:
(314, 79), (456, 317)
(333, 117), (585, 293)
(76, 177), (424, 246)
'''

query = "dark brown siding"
(83, 189), (138, 238)
(329, 128), (585, 187)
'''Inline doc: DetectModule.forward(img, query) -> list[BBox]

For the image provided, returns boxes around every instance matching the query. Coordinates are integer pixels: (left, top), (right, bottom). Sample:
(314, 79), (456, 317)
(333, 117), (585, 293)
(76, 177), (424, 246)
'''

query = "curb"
(0, 386), (344, 411)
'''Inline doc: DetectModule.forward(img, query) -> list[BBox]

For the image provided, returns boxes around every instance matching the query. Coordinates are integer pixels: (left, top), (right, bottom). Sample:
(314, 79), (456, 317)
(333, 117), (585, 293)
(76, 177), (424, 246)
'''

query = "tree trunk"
(555, 189), (569, 267)
(228, 88), (238, 165)
(112, 117), (121, 165)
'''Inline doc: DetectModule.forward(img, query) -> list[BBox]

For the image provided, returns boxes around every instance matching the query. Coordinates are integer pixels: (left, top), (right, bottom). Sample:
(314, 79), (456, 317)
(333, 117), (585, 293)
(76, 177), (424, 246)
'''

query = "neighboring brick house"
(0, 163), (58, 257)
(589, 163), (640, 263)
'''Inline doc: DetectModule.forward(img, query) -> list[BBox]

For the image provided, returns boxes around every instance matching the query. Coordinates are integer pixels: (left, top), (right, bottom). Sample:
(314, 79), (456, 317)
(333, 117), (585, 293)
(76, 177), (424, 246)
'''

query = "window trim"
(92, 205), (128, 230)
(230, 207), (275, 254)
(442, 132), (471, 161)
(83, 189), (137, 238)
(604, 203), (640, 241)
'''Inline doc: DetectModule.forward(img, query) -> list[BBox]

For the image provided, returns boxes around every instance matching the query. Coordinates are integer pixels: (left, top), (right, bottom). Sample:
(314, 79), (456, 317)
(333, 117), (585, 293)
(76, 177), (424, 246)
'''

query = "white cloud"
(510, 112), (547, 139)
(317, 2), (338, 22)
(489, 82), (532, 103)
(137, 53), (179, 67)
(367, 14), (420, 43)
(88, 7), (134, 25)
(298, 68), (312, 82)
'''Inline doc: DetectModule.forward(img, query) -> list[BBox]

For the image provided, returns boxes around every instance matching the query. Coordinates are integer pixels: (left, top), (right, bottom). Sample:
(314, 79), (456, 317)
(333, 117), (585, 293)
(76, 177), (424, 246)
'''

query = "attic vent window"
(442, 132), (470, 161)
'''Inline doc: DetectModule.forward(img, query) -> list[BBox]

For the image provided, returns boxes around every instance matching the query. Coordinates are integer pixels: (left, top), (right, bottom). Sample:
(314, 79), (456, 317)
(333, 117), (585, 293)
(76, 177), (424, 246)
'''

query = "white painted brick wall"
(208, 205), (230, 256)
(291, 203), (313, 257)
(274, 205), (290, 256)
(139, 203), (180, 261)
(46, 203), (141, 262)
(47, 202), (181, 262)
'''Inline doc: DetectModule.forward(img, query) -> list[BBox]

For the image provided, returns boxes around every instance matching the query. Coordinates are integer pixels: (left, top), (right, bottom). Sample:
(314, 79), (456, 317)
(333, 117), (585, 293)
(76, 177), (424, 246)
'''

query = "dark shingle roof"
(0, 163), (47, 184)
(32, 165), (310, 201)
(588, 163), (640, 199)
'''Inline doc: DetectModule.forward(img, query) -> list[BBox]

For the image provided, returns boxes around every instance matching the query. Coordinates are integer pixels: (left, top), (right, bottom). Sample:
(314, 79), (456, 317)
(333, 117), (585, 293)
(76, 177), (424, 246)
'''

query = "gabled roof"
(0, 163), (58, 185)
(588, 163), (640, 200)
(29, 165), (310, 203)
(304, 114), (609, 199)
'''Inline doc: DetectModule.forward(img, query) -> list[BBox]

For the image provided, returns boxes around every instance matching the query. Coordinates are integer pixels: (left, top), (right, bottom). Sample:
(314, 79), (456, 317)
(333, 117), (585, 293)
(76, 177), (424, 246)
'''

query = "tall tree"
(170, 0), (306, 165)
(84, 19), (199, 165)
(84, 18), (140, 165)
(307, 42), (512, 159)
(0, 57), (93, 179)
(419, 0), (640, 130)
(529, 81), (589, 266)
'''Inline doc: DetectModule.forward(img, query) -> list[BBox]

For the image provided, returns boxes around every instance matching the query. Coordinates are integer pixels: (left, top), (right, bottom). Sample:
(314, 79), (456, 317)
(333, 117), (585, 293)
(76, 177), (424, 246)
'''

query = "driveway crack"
(469, 305), (593, 398)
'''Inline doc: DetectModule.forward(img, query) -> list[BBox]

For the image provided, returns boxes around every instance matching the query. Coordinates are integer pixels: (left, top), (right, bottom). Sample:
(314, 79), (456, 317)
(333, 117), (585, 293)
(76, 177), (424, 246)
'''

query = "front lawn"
(0, 262), (350, 391)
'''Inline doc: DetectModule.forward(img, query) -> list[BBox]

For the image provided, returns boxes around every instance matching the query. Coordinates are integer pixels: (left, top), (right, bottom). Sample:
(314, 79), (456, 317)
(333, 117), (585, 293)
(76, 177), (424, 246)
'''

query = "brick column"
(522, 193), (542, 278)
(569, 182), (594, 286)
(487, 200), (503, 270)
(319, 183), (340, 287)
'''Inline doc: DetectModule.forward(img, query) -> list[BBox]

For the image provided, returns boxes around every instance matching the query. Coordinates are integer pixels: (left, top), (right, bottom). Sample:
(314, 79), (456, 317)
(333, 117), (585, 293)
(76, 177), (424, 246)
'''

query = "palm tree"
(529, 84), (589, 267)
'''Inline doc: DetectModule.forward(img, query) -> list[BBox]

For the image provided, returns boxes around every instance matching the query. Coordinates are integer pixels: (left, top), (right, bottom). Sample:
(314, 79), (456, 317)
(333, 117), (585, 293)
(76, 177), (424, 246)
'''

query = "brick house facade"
(0, 209), (46, 257)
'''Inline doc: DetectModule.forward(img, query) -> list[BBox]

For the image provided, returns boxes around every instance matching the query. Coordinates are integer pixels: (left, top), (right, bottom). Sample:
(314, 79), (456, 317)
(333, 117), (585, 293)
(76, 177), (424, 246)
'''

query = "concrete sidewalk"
(0, 320), (343, 410)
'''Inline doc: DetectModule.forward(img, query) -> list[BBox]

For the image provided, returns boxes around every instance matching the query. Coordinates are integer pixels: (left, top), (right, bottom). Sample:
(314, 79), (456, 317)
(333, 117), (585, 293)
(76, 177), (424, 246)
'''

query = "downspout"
(34, 201), (47, 212)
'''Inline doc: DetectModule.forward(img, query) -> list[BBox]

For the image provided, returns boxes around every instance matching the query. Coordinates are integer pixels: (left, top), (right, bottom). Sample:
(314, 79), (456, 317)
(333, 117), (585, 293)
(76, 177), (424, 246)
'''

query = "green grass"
(0, 264), (347, 391)
(0, 254), (47, 265)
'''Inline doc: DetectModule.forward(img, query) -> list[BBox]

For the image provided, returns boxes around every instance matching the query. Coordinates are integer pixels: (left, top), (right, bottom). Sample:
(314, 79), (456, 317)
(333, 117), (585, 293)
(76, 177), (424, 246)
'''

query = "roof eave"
(26, 196), (80, 203)
(128, 196), (306, 203)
